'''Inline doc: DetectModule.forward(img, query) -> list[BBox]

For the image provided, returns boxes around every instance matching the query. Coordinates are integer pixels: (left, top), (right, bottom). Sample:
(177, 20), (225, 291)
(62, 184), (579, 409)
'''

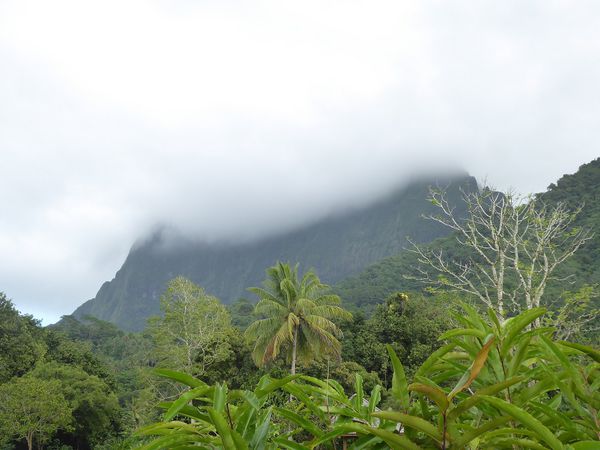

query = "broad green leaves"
(139, 305), (600, 449)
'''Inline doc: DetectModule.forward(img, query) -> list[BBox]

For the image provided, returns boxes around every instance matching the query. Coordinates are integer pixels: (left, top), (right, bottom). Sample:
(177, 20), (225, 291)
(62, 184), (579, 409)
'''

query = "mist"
(1, 0), (599, 323)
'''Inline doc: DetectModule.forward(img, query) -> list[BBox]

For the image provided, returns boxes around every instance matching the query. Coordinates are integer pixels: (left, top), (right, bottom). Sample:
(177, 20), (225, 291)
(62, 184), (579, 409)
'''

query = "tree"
(245, 262), (352, 374)
(30, 362), (121, 449)
(410, 187), (593, 322)
(0, 292), (46, 382)
(0, 377), (72, 450)
(342, 292), (454, 383)
(147, 276), (232, 378)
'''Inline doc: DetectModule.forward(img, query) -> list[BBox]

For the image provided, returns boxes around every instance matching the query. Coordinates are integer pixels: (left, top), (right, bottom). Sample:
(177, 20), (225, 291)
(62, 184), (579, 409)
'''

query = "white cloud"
(1, 0), (599, 323)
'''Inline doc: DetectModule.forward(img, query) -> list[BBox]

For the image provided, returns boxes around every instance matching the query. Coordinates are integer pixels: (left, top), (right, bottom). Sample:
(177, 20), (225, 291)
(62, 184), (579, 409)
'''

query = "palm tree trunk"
(289, 326), (299, 403)
(291, 326), (298, 375)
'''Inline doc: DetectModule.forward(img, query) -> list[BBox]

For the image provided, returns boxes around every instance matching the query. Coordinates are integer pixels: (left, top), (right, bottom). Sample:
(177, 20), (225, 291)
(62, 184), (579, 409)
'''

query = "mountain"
(72, 174), (477, 331)
(334, 157), (600, 312)
(539, 157), (600, 284)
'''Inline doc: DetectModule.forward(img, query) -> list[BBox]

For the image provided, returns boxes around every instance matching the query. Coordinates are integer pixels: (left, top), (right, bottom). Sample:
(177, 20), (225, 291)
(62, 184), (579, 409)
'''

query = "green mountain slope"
(72, 175), (477, 331)
(540, 157), (600, 284)
(335, 158), (600, 312)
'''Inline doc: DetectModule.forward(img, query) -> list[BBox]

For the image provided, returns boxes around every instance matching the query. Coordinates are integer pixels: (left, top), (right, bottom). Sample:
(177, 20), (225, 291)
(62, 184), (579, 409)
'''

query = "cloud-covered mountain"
(72, 174), (476, 330)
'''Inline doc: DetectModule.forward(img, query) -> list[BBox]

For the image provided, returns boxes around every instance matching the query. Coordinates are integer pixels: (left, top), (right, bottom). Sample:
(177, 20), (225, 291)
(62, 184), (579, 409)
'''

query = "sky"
(1, 0), (599, 324)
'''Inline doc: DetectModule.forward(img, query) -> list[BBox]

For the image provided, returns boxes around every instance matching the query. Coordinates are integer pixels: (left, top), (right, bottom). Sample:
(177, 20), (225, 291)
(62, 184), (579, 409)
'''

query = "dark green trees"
(0, 377), (72, 450)
(0, 292), (45, 383)
(343, 292), (454, 382)
(0, 292), (124, 449)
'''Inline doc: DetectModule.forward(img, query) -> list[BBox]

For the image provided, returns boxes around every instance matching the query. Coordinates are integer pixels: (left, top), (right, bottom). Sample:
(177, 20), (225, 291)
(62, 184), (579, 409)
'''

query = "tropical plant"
(137, 369), (301, 449)
(324, 304), (600, 449)
(136, 305), (600, 449)
(245, 262), (352, 374)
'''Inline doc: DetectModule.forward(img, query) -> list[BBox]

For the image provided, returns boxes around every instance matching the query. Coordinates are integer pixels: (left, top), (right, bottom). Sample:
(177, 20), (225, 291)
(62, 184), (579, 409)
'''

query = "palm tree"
(245, 262), (352, 375)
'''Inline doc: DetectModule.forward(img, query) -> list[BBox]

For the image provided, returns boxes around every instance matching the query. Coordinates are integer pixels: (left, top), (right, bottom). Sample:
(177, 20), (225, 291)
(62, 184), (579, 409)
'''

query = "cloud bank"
(1, 0), (599, 322)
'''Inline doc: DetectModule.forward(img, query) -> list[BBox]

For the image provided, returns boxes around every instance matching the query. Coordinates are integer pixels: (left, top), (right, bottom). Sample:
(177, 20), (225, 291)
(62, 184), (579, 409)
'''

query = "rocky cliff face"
(72, 174), (478, 331)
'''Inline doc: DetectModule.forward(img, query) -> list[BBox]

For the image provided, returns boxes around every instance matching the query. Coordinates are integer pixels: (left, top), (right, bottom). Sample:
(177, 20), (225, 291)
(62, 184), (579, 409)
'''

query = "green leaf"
(372, 411), (442, 443)
(207, 407), (244, 450)
(500, 308), (546, 356)
(508, 335), (532, 377)
(360, 426), (422, 450)
(387, 344), (410, 411)
(529, 402), (578, 437)
(408, 383), (449, 411)
(569, 442), (600, 450)
(308, 423), (366, 448)
(137, 420), (202, 436)
(164, 386), (210, 421)
(138, 433), (215, 450)
(487, 438), (550, 450)
(448, 335), (495, 400)
(354, 373), (364, 412)
(438, 328), (487, 340)
(249, 408), (272, 449)
(158, 403), (211, 423)
(416, 343), (456, 377)
(481, 396), (563, 450)
(282, 384), (326, 421)
(487, 308), (502, 333)
(274, 407), (323, 438)
(447, 376), (524, 421)
(452, 416), (511, 448)
(351, 434), (385, 449)
(368, 385), (382, 417)
(255, 375), (300, 398)
(213, 383), (228, 414)
(540, 336), (588, 399)
(153, 368), (208, 388)
(558, 341), (600, 363)
(272, 437), (310, 450)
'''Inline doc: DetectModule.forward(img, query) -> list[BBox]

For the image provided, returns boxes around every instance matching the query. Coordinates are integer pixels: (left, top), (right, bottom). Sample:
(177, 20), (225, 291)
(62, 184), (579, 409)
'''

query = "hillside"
(72, 174), (477, 331)
(334, 158), (600, 312)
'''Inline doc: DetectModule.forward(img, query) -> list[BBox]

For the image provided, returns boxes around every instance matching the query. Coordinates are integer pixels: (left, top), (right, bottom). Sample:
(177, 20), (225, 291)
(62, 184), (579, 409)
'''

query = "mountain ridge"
(72, 174), (477, 331)
(334, 157), (600, 312)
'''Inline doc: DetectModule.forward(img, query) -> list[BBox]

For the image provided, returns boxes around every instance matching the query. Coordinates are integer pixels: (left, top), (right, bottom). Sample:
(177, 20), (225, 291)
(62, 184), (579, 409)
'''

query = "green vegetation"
(336, 160), (600, 338)
(342, 293), (455, 382)
(138, 306), (600, 449)
(0, 377), (72, 450)
(0, 295), (124, 449)
(2, 160), (599, 448)
(245, 262), (351, 374)
(148, 276), (232, 378)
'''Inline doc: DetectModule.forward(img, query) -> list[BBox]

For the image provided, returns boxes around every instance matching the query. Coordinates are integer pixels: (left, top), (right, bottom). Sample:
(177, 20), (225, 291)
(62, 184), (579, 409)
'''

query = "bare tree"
(410, 187), (593, 323)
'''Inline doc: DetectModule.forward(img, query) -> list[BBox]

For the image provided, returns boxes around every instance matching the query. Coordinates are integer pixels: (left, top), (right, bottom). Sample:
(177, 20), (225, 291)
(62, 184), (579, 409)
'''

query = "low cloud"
(1, 0), (599, 322)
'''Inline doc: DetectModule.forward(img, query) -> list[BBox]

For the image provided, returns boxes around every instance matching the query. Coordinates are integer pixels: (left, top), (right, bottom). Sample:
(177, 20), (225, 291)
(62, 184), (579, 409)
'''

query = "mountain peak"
(71, 173), (476, 331)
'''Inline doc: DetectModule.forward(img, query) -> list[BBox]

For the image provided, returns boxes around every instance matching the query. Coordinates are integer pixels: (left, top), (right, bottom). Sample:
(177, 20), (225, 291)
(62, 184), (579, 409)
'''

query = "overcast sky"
(1, 0), (599, 324)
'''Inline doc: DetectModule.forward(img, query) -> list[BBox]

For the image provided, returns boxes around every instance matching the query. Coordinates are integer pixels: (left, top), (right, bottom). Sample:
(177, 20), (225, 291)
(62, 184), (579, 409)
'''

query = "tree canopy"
(0, 377), (72, 450)
(245, 262), (352, 374)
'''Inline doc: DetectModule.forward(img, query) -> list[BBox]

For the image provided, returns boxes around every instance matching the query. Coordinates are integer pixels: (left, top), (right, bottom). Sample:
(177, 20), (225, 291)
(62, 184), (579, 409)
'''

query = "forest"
(1, 161), (600, 449)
